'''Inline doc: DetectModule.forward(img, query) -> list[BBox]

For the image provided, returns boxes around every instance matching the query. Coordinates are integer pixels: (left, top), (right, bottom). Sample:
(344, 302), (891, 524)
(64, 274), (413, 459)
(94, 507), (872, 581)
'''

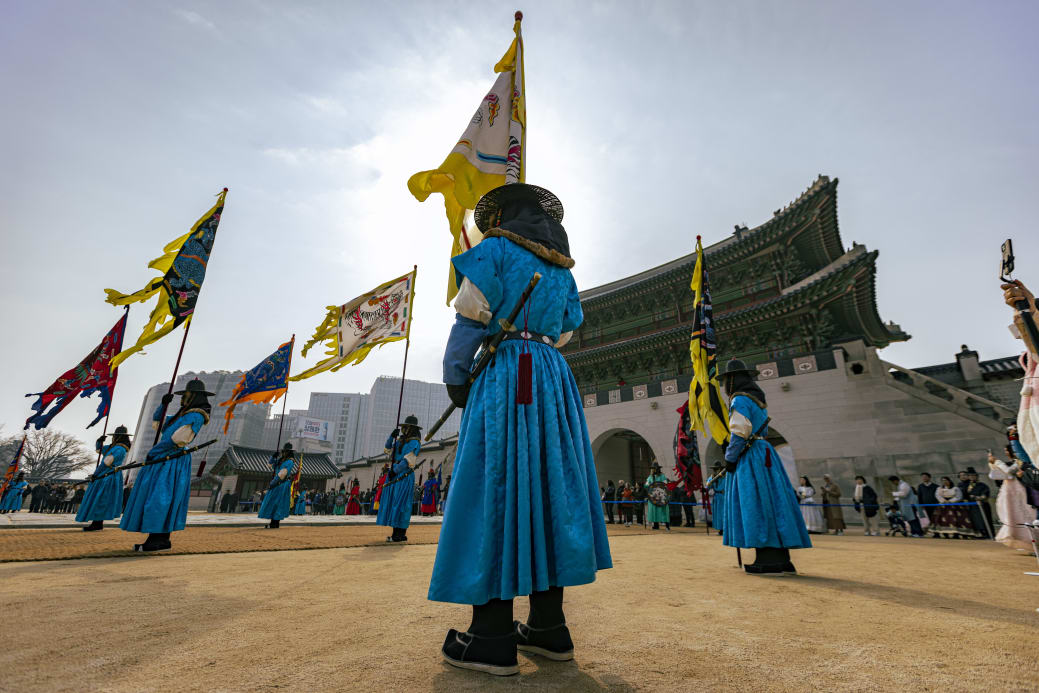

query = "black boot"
(83, 521), (104, 532)
(265, 519), (281, 529)
(515, 586), (574, 661)
(652, 522), (659, 530)
(744, 547), (788, 575)
(134, 532), (171, 553)
(442, 598), (517, 676)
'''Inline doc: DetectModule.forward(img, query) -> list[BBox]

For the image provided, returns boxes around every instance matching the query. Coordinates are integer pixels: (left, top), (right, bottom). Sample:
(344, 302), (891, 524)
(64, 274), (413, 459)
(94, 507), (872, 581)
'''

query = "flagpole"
(151, 321), (193, 447)
(274, 335), (296, 451)
(393, 266), (418, 430)
(95, 305), (131, 466)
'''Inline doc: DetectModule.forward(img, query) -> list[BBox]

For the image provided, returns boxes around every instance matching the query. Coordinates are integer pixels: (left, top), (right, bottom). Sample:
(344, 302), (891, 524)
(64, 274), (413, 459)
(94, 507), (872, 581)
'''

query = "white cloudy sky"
(2, 0), (1037, 449)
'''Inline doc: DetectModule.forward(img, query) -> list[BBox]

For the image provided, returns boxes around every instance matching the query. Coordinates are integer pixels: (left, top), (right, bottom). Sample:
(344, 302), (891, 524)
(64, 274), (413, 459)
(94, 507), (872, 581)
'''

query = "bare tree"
(13, 430), (94, 479)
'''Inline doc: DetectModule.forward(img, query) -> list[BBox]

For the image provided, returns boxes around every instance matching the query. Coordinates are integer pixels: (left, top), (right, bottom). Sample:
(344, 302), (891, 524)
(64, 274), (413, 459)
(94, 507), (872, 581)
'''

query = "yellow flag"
(290, 269), (416, 381)
(105, 189), (227, 368)
(408, 13), (525, 304)
(689, 236), (730, 445)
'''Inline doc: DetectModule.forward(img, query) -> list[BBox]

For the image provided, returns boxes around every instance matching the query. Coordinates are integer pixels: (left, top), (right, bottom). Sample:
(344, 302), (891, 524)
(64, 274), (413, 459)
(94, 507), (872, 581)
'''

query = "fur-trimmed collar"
(731, 392), (767, 411)
(175, 407), (211, 425)
(484, 228), (576, 269)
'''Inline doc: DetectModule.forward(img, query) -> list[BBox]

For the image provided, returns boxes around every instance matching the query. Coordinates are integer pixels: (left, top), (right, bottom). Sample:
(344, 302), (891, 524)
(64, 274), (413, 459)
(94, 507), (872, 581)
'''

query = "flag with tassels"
(688, 236), (730, 445)
(24, 310), (128, 430)
(105, 189), (227, 368)
(290, 269), (416, 381)
(0, 437), (25, 499)
(408, 12), (525, 304)
(219, 338), (293, 433)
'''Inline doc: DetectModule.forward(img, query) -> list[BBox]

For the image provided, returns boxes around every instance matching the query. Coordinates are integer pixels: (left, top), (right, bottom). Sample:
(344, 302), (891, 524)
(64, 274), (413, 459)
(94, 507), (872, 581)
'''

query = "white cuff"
(729, 411), (753, 438)
(171, 425), (195, 447)
(103, 455), (116, 468)
(554, 331), (573, 348)
(453, 278), (492, 326)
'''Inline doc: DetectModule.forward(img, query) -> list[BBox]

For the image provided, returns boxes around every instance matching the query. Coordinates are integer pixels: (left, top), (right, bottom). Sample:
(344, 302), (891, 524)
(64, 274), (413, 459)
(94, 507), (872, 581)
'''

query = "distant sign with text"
(297, 418), (331, 441)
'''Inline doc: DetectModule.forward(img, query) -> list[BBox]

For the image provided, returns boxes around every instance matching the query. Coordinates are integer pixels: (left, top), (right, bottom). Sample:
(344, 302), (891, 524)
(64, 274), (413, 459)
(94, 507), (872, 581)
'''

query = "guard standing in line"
(78, 425), (132, 531)
(377, 415), (422, 542)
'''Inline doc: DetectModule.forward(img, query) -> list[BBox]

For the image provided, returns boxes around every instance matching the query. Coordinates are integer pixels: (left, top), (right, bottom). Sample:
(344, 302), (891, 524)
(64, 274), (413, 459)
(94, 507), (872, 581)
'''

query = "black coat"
(854, 485), (879, 517)
(916, 482), (938, 506)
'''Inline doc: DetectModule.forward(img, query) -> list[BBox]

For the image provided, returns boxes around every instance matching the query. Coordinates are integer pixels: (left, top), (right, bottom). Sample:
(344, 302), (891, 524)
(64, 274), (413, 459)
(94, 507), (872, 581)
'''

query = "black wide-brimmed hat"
(113, 425), (132, 436)
(473, 183), (564, 233)
(402, 414), (422, 429)
(281, 442), (294, 452)
(175, 378), (215, 396)
(651, 461), (662, 471)
(723, 359), (758, 378)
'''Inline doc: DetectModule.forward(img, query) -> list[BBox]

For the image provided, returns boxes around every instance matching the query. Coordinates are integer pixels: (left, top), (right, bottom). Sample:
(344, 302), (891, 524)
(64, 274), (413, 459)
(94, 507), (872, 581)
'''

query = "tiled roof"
(914, 355), (1023, 379)
(214, 445), (339, 478)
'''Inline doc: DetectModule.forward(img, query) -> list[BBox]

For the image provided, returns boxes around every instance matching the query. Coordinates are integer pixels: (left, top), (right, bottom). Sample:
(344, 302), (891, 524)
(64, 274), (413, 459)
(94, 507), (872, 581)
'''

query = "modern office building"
(358, 376), (461, 457)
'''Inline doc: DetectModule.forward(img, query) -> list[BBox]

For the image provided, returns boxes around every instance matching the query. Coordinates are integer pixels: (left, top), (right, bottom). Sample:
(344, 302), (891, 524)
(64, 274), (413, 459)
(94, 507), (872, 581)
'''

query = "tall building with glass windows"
(358, 376), (461, 457)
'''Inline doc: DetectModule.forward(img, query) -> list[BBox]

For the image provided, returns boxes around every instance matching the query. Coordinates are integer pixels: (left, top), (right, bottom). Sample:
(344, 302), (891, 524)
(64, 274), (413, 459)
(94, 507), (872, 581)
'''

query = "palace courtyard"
(1, 527), (1035, 692)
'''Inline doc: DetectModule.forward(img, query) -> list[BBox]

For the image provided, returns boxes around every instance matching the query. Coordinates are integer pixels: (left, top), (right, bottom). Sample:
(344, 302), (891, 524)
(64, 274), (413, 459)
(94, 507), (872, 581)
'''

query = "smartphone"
(1001, 239), (1015, 280)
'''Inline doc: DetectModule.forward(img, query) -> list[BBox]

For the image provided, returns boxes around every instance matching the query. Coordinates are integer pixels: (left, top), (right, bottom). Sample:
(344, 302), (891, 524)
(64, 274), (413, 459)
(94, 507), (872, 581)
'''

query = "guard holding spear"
(377, 415), (423, 542)
(77, 425), (132, 531)
(120, 378), (213, 552)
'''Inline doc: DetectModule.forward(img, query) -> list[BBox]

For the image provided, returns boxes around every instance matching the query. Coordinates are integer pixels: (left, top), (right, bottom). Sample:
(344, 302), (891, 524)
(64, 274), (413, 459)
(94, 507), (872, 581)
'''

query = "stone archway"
(590, 428), (664, 490)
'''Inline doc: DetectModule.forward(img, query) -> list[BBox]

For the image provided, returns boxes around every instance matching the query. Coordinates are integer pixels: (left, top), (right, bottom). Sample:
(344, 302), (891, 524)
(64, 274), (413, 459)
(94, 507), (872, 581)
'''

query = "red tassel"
(517, 351), (533, 404)
(764, 449), (772, 468)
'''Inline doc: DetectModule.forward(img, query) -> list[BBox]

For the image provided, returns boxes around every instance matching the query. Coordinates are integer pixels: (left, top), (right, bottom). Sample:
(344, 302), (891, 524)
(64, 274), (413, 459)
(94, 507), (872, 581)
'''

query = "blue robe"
(376, 436), (419, 529)
(0, 481), (28, 511)
(712, 487), (726, 532)
(428, 236), (612, 605)
(76, 443), (127, 522)
(120, 406), (206, 534)
(722, 395), (811, 550)
(293, 492), (307, 515)
(258, 456), (295, 521)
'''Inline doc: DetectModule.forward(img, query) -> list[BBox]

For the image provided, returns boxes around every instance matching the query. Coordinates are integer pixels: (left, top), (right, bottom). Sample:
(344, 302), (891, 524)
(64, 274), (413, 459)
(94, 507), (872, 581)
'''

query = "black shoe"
(441, 629), (518, 676)
(514, 621), (574, 661)
(744, 563), (785, 575)
(83, 521), (104, 532)
(133, 539), (171, 553)
(782, 562), (797, 575)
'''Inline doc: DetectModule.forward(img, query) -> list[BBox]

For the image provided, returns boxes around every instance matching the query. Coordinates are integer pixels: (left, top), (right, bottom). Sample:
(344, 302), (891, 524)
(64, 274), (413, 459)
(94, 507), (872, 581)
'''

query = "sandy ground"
(1, 530), (1036, 692)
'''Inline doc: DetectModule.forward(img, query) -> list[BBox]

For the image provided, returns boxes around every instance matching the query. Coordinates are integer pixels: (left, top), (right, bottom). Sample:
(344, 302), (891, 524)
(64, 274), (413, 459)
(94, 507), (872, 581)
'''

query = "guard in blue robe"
(430, 184), (612, 676)
(709, 462), (726, 535)
(120, 378), (210, 552)
(0, 474), (28, 512)
(376, 415), (421, 542)
(77, 425), (132, 530)
(258, 442), (297, 528)
(720, 360), (811, 575)
(293, 488), (307, 515)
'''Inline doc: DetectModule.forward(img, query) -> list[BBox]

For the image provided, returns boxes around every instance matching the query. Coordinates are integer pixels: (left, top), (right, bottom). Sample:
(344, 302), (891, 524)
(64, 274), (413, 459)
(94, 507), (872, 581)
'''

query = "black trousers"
(682, 504), (696, 526)
(605, 502), (615, 523)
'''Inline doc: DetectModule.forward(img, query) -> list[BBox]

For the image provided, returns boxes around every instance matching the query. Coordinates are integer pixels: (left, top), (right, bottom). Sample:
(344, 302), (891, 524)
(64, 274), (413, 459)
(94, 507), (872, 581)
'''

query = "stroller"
(884, 503), (909, 537)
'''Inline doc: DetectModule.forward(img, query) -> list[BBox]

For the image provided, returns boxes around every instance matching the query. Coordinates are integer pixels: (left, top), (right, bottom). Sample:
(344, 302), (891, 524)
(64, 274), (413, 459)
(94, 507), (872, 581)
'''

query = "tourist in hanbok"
(428, 184), (611, 675)
(334, 485), (346, 515)
(989, 448), (1034, 550)
(77, 426), (131, 530)
(346, 478), (362, 515)
(0, 473), (28, 513)
(852, 475), (880, 536)
(930, 477), (977, 538)
(796, 476), (825, 534)
(377, 415), (421, 542)
(646, 462), (672, 531)
(120, 379), (211, 552)
(964, 467), (994, 538)
(820, 475), (846, 535)
(720, 359), (811, 575)
(258, 442), (297, 529)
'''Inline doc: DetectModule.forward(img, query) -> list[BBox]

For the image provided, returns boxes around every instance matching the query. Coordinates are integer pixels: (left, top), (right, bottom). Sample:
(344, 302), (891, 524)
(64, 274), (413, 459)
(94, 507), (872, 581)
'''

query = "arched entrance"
(703, 427), (798, 487)
(591, 428), (661, 489)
